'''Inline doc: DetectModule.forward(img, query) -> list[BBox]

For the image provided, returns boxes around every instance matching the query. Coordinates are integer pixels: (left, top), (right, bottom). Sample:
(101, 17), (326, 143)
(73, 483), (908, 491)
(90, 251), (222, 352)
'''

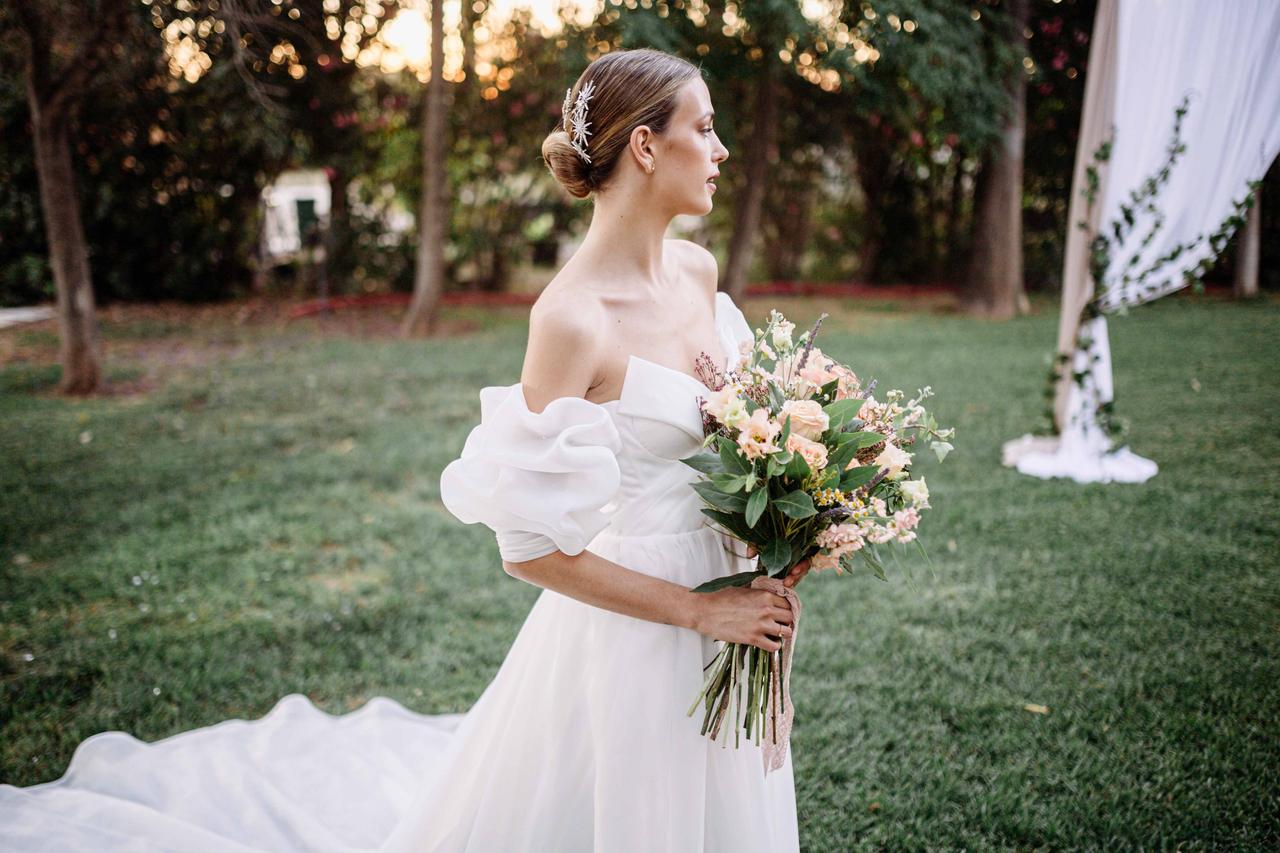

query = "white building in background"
(261, 170), (331, 259)
(260, 169), (414, 263)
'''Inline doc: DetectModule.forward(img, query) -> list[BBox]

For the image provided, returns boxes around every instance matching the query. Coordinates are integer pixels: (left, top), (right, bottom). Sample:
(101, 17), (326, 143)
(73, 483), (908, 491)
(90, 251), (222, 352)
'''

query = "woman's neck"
(574, 191), (676, 292)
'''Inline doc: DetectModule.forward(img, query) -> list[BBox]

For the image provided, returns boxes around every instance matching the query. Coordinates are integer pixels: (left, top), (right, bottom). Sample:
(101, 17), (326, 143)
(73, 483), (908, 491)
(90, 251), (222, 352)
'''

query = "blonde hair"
(541, 48), (701, 199)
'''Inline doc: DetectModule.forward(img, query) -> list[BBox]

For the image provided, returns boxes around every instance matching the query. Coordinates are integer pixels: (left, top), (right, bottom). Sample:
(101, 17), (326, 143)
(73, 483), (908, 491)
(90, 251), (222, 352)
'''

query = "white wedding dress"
(0, 291), (800, 852)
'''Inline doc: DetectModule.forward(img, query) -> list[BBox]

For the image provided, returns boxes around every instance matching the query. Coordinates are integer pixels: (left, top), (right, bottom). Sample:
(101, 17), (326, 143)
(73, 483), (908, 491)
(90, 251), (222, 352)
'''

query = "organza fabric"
(1004, 0), (1280, 484)
(1, 291), (802, 853)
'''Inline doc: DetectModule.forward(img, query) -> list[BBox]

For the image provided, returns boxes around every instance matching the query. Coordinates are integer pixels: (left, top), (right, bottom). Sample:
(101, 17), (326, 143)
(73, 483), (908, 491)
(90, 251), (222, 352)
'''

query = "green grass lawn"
(2, 294), (1277, 850)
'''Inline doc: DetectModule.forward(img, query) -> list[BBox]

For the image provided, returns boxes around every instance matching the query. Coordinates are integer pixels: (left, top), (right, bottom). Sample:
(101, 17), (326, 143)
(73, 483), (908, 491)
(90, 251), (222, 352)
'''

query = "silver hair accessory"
(562, 79), (596, 165)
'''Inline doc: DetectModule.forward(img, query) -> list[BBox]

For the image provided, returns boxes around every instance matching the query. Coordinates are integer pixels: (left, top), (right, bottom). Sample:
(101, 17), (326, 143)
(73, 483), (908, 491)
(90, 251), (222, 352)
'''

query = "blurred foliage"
(0, 2), (287, 304)
(1, 0), (1120, 306)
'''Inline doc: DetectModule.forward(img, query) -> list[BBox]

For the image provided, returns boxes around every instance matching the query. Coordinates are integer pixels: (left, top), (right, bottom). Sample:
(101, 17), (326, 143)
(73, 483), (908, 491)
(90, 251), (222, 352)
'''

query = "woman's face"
(654, 77), (729, 216)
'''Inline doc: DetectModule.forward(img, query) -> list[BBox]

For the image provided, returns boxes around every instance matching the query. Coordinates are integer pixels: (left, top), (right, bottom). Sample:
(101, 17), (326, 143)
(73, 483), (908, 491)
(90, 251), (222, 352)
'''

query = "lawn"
(1, 293), (1277, 850)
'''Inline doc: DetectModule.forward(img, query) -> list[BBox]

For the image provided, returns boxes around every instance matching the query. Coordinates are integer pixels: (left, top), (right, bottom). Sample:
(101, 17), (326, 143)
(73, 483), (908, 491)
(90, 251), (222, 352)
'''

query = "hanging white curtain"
(1004, 0), (1280, 484)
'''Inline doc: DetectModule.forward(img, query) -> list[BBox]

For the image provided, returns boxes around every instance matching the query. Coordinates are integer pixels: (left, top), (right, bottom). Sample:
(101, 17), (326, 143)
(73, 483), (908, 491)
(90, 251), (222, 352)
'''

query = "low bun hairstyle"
(541, 48), (701, 199)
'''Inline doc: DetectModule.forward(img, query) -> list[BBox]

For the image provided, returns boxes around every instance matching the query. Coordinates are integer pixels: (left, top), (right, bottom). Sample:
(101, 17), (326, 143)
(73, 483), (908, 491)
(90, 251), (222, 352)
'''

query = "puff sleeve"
(714, 291), (754, 360)
(439, 383), (623, 564)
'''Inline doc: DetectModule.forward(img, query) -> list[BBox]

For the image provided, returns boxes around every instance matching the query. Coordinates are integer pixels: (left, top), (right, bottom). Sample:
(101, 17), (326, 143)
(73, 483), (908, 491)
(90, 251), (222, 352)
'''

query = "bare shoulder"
(667, 238), (719, 299)
(521, 283), (606, 412)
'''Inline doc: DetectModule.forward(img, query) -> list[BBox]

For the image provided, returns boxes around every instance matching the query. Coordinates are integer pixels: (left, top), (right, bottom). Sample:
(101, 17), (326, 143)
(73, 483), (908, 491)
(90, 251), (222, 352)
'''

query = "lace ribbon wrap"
(439, 385), (622, 563)
(747, 575), (801, 775)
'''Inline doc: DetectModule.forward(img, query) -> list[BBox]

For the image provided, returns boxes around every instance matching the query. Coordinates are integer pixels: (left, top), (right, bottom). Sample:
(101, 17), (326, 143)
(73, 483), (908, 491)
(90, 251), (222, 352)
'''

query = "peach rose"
(830, 365), (862, 400)
(785, 432), (829, 471)
(779, 399), (829, 440)
(796, 348), (839, 393)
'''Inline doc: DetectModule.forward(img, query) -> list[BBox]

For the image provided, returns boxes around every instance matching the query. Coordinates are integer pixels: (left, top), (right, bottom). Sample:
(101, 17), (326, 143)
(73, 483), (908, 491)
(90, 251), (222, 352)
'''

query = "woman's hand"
(745, 544), (814, 590)
(691, 585), (795, 652)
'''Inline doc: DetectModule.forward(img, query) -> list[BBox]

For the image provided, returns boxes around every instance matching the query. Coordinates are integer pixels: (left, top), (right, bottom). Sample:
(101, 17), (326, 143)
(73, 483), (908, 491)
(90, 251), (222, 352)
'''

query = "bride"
(0, 47), (812, 852)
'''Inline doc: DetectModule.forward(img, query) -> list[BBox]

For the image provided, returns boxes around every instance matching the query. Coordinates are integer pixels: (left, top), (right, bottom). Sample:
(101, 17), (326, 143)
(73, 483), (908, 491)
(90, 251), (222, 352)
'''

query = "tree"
(3, 2), (130, 394)
(839, 0), (1011, 284)
(401, 0), (449, 336)
(962, 0), (1031, 318)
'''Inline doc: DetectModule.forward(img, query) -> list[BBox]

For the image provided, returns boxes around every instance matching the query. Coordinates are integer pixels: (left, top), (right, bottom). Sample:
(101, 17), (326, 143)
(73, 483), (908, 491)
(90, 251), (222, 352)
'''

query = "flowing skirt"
(0, 525), (799, 853)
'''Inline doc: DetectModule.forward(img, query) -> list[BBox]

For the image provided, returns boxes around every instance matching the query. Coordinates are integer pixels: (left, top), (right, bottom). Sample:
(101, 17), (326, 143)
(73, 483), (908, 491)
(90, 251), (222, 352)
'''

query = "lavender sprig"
(795, 312), (829, 372)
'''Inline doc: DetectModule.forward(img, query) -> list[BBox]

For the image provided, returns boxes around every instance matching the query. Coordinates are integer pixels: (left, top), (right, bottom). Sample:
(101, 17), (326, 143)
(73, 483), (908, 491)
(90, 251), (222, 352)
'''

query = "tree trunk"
(323, 165), (350, 301)
(401, 0), (449, 336)
(764, 178), (815, 281)
(852, 134), (892, 282)
(30, 108), (102, 394)
(1233, 184), (1261, 298)
(460, 0), (481, 101)
(944, 160), (967, 278)
(962, 0), (1030, 319)
(720, 64), (778, 301)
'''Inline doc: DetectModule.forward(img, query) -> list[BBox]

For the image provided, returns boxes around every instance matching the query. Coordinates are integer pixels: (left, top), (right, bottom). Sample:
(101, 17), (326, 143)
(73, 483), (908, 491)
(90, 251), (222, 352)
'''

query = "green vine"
(1039, 95), (1263, 444)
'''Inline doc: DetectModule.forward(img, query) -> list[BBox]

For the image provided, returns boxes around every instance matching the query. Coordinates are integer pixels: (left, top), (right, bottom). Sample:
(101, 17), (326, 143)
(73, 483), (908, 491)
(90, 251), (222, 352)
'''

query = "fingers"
(765, 592), (790, 609)
(757, 635), (783, 652)
(769, 606), (794, 624)
(782, 559), (813, 588)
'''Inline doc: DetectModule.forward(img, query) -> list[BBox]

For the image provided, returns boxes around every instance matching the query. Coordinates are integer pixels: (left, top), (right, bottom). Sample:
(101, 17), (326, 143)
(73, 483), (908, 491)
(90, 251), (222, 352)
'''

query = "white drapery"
(1004, 0), (1280, 484)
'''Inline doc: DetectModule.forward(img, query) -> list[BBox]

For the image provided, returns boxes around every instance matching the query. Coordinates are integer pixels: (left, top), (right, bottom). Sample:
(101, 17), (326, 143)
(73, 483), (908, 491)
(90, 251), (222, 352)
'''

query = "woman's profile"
(0, 46), (809, 853)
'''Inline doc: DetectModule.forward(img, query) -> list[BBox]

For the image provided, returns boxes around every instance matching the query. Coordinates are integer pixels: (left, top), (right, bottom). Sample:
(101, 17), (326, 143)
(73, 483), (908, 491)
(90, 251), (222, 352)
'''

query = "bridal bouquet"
(683, 309), (955, 765)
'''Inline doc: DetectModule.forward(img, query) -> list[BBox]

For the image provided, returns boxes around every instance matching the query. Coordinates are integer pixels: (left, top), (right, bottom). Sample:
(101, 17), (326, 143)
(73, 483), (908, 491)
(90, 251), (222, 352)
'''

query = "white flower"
(703, 385), (738, 422)
(873, 442), (913, 479)
(722, 397), (750, 430)
(900, 477), (931, 508)
(771, 319), (795, 351)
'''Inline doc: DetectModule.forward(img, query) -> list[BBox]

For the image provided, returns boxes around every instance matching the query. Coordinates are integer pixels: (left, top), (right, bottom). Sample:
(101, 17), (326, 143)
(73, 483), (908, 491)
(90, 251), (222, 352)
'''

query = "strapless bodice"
(439, 291), (753, 563)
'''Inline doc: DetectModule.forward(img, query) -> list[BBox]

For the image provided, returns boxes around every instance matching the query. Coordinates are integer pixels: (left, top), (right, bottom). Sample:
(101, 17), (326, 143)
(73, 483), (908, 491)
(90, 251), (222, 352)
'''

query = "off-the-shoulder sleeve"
(714, 290), (754, 359)
(439, 383), (622, 564)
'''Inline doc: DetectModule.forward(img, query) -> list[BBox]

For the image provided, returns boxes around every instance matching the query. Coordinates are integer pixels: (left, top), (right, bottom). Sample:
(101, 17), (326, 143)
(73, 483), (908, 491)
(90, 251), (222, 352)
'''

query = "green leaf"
(700, 508), (752, 541)
(827, 439), (862, 472)
(760, 538), (792, 574)
(839, 464), (880, 491)
(692, 481), (749, 513)
(718, 435), (751, 475)
(817, 467), (840, 489)
(690, 570), (765, 593)
(680, 450), (724, 475)
(774, 490), (817, 519)
(710, 472), (747, 493)
(784, 448), (810, 482)
(823, 398), (863, 420)
(768, 384), (786, 411)
(841, 430), (886, 450)
(931, 441), (954, 463)
(862, 548), (888, 582)
(823, 398), (863, 431)
(778, 412), (792, 447)
(745, 486), (768, 528)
